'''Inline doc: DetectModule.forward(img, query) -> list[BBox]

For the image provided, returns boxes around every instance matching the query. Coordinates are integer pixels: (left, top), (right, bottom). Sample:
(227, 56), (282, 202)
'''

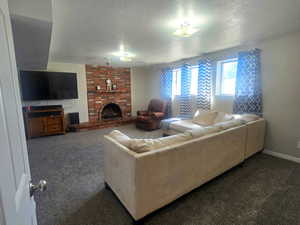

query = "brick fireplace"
(84, 65), (133, 129)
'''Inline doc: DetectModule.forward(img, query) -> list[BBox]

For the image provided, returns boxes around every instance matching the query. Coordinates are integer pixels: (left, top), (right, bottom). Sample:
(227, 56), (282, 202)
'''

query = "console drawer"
(47, 124), (62, 132)
(47, 116), (62, 125)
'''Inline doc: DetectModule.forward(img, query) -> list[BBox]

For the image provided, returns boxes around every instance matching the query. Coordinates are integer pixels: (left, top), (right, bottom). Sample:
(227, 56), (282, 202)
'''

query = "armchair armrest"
(151, 112), (165, 119)
(137, 110), (149, 116)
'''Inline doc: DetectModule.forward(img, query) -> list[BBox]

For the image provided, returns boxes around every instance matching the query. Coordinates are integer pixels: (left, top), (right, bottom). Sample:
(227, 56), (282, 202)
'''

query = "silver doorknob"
(30, 180), (47, 197)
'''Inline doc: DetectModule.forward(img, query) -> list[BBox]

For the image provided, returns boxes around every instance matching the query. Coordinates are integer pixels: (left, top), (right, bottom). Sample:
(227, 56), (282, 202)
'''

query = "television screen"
(20, 71), (78, 100)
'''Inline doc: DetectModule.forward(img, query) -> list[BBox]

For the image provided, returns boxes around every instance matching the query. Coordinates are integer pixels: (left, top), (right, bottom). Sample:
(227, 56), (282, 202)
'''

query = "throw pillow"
(193, 110), (218, 126)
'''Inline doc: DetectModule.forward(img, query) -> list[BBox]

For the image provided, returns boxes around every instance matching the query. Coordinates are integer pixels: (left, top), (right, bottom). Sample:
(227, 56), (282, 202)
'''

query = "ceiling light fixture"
(173, 21), (199, 37)
(120, 56), (133, 62)
(112, 45), (136, 62)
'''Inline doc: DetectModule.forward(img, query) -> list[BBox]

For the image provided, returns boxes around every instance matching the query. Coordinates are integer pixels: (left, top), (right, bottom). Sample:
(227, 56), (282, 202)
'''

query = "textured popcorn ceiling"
(50, 0), (300, 66)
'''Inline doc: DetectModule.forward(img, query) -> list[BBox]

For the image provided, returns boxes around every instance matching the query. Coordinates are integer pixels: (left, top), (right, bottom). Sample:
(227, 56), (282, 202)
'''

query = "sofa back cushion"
(108, 130), (193, 153)
(185, 126), (221, 138)
(240, 114), (260, 122)
(129, 132), (192, 153)
(214, 112), (234, 123)
(215, 119), (245, 130)
(108, 130), (131, 147)
(193, 110), (218, 126)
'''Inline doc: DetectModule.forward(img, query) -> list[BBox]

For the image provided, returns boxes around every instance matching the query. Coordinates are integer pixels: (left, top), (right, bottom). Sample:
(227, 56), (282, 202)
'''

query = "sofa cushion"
(108, 130), (131, 147)
(169, 120), (203, 132)
(214, 112), (234, 123)
(240, 114), (260, 122)
(193, 110), (218, 126)
(129, 132), (192, 153)
(185, 126), (221, 138)
(215, 119), (245, 130)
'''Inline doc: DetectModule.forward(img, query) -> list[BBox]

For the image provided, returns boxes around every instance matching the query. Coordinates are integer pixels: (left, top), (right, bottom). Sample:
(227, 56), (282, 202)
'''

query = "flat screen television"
(20, 71), (78, 101)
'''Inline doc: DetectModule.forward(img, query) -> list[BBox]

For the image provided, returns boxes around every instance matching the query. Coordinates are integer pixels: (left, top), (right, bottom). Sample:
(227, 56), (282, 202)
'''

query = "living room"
(1, 0), (300, 225)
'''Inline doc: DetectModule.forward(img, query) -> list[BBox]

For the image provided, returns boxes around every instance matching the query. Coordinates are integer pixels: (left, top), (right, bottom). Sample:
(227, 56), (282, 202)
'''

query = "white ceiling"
(9, 0), (52, 22)
(50, 0), (300, 66)
(8, 0), (52, 70)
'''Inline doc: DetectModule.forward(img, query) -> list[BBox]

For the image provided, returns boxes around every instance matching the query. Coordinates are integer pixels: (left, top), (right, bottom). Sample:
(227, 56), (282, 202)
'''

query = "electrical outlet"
(297, 141), (300, 149)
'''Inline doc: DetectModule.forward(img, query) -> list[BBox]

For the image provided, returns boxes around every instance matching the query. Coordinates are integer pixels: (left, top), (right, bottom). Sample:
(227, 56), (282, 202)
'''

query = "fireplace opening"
(101, 103), (122, 120)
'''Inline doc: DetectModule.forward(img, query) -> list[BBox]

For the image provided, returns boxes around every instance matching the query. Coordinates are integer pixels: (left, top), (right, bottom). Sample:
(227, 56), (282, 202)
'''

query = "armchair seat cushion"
(136, 115), (152, 122)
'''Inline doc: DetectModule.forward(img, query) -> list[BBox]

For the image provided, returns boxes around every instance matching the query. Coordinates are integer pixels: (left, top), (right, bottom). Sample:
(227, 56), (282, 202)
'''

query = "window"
(190, 66), (198, 95)
(172, 68), (181, 99)
(216, 59), (237, 96)
(171, 66), (198, 99)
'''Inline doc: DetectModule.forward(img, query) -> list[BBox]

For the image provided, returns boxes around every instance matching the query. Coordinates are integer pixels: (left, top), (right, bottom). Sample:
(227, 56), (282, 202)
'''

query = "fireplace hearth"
(101, 103), (122, 120)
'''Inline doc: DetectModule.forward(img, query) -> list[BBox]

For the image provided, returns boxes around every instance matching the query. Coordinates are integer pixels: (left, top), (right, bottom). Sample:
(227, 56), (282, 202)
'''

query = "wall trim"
(263, 149), (300, 164)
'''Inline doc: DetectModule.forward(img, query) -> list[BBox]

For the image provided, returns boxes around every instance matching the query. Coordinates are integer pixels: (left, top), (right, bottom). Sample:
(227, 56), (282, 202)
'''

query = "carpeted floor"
(27, 124), (300, 225)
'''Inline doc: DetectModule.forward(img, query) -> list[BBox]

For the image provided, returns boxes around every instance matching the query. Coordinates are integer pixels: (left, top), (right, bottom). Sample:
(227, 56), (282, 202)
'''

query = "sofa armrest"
(245, 119), (266, 158)
(103, 135), (138, 218)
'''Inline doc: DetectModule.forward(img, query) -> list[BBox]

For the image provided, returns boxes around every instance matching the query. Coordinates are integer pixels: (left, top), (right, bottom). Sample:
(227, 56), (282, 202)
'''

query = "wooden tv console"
(23, 106), (65, 139)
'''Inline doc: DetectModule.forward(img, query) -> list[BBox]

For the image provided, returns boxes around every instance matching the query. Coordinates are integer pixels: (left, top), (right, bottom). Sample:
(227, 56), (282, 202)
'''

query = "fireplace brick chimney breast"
(86, 65), (131, 123)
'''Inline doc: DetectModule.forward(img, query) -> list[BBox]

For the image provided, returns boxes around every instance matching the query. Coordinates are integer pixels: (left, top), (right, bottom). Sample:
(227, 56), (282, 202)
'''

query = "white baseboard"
(263, 149), (300, 164)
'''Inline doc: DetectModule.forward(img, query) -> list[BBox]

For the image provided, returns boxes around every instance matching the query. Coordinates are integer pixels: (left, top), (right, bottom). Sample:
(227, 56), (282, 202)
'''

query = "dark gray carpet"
(27, 124), (300, 225)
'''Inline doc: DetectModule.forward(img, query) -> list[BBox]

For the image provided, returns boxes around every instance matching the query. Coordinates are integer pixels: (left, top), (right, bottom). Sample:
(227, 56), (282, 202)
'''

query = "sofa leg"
(239, 162), (245, 168)
(132, 218), (144, 225)
(104, 182), (110, 190)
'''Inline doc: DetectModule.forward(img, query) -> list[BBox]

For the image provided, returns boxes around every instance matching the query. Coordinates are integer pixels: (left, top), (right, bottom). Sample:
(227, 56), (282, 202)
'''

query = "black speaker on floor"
(68, 112), (79, 132)
(69, 112), (79, 125)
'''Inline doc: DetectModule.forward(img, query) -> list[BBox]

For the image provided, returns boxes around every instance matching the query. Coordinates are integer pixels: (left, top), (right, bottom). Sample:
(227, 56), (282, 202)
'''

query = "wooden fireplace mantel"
(87, 90), (127, 94)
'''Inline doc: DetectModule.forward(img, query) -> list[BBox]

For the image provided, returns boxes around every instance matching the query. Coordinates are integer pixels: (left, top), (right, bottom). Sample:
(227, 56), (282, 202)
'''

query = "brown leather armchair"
(136, 99), (167, 131)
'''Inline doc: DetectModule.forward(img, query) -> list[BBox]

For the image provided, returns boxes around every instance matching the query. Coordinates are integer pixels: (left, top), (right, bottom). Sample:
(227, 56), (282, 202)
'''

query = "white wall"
(22, 62), (89, 123)
(207, 32), (300, 158)
(131, 66), (166, 116)
(144, 31), (300, 158)
(131, 67), (152, 116)
(258, 32), (300, 158)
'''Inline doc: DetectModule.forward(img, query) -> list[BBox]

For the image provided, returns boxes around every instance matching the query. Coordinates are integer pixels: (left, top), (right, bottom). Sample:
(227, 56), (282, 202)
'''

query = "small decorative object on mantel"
(106, 79), (112, 91)
(112, 84), (117, 90)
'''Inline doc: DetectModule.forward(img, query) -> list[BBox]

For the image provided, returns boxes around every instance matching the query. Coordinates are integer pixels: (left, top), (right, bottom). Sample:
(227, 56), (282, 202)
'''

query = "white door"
(0, 0), (39, 224)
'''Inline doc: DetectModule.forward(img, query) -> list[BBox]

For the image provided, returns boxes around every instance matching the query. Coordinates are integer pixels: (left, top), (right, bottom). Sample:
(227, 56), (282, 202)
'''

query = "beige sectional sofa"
(103, 116), (266, 221)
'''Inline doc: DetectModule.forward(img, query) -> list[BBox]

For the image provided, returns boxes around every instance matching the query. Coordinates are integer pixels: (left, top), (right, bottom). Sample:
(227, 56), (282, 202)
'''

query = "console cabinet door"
(28, 117), (46, 137)
(46, 116), (63, 133)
